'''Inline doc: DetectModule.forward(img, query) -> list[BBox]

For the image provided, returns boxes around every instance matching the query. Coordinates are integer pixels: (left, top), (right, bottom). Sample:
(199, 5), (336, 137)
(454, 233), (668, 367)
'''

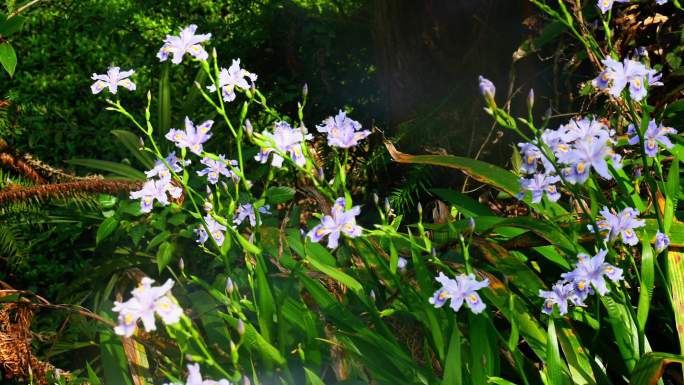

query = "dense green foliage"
(1, 1), (684, 385)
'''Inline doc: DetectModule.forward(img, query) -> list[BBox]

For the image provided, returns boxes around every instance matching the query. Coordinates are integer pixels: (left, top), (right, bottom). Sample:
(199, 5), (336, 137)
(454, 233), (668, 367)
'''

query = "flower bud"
(372, 193), (379, 205)
(527, 88), (534, 110)
(384, 198), (391, 214)
(230, 340), (238, 363)
(212, 47), (217, 58)
(655, 231), (670, 254)
(244, 119), (253, 137)
(417, 202), (423, 217)
(237, 319), (245, 336)
(369, 289), (376, 302)
(397, 257), (407, 271)
(478, 75), (496, 100)
(226, 278), (234, 294)
(467, 217), (476, 233)
(178, 257), (185, 271)
(147, 90), (151, 103)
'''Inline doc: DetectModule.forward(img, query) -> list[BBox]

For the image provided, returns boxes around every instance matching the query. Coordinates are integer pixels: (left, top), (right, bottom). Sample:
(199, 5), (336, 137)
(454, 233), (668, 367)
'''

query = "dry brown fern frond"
(0, 294), (64, 385)
(0, 179), (142, 206)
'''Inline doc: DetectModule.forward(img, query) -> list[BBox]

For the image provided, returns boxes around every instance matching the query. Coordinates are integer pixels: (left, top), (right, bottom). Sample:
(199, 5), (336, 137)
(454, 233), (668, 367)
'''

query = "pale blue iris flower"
(429, 272), (489, 314)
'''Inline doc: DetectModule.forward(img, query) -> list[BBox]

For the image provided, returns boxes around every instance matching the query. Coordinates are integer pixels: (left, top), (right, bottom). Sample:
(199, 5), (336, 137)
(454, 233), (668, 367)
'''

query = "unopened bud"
(384, 198), (391, 214)
(372, 193), (379, 205)
(226, 278), (234, 294)
(178, 257), (185, 271)
(147, 90), (151, 103)
(397, 257), (407, 271)
(244, 119), (253, 137)
(230, 340), (238, 363)
(527, 88), (534, 110)
(302, 83), (308, 97)
(467, 217), (476, 233)
(431, 248), (437, 257)
(478, 75), (496, 101)
(369, 289), (376, 301)
(212, 47), (217, 58)
(237, 319), (245, 335)
(417, 202), (423, 217)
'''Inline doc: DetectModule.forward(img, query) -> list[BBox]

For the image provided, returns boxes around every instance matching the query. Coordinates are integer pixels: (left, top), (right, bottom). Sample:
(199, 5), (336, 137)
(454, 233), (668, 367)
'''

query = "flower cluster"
(164, 363), (231, 385)
(158, 24), (212, 64)
(627, 120), (677, 158)
(166, 117), (214, 155)
(429, 272), (490, 314)
(198, 155), (240, 185)
(234, 203), (271, 227)
(592, 206), (645, 246)
(593, 57), (662, 101)
(307, 197), (363, 249)
(91, 67), (136, 95)
(316, 110), (371, 148)
(130, 174), (183, 214)
(113, 277), (183, 337)
(540, 249), (623, 315)
(207, 58), (257, 102)
(196, 215), (227, 247)
(254, 121), (312, 168)
(517, 117), (620, 202)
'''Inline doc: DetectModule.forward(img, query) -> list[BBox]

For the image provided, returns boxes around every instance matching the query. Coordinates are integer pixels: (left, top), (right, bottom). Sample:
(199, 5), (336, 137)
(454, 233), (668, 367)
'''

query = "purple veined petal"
(597, 0), (614, 13)
(138, 310), (157, 332)
(531, 190), (543, 204)
(541, 298), (556, 315)
(429, 288), (450, 308)
(188, 44), (209, 60)
(620, 228), (640, 246)
(629, 77), (648, 101)
(464, 292), (486, 314)
(326, 230), (341, 249)
(307, 224), (329, 243)
(592, 276), (610, 296)
(114, 310), (139, 337)
(332, 198), (346, 213)
(591, 158), (612, 179)
(602, 263), (623, 282)
(546, 184), (561, 202)
(341, 222), (363, 238)
(211, 229), (225, 246)
(608, 75), (627, 98)
(657, 134), (675, 149)
(448, 295), (465, 313)
(644, 137), (659, 157)
(271, 153), (285, 168)
(91, 80), (107, 94)
(222, 86), (237, 102)
(573, 162), (591, 184)
(154, 296), (183, 325)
